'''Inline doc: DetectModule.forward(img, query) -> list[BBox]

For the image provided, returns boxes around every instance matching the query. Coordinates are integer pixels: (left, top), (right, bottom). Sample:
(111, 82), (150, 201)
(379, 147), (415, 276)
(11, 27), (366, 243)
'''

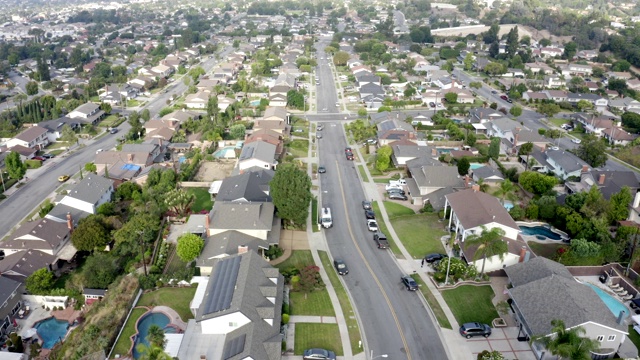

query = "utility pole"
(137, 230), (148, 276)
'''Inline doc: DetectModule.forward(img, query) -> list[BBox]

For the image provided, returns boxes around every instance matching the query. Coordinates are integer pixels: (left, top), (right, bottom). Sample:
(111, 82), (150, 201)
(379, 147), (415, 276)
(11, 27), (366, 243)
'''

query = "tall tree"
(608, 186), (633, 224)
(71, 215), (109, 252)
(176, 233), (204, 262)
(465, 226), (508, 275)
(488, 138), (500, 159)
(25, 268), (55, 294)
(207, 96), (219, 124)
(147, 325), (167, 348)
(518, 142), (534, 170)
(457, 157), (470, 176)
(5, 152), (26, 180)
(494, 179), (516, 205)
(506, 26), (519, 58)
(576, 134), (608, 168)
(270, 163), (312, 228)
(536, 319), (599, 360)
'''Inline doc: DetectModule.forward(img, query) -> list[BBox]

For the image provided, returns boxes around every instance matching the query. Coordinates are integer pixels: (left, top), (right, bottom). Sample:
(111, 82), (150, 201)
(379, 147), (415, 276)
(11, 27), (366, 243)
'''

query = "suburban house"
(572, 113), (618, 136)
(472, 166), (505, 183)
(207, 202), (277, 242)
(468, 108), (503, 124)
(0, 277), (23, 337)
(391, 145), (434, 167)
(565, 170), (639, 200)
(178, 251), (283, 360)
(185, 91), (212, 109)
(46, 174), (114, 225)
(262, 107), (288, 123)
(486, 118), (547, 151)
(567, 93), (608, 108)
(83, 288), (107, 305)
(602, 127), (638, 146)
(5, 126), (49, 151)
(505, 258), (628, 359)
(406, 160), (465, 208)
(67, 103), (105, 125)
(524, 62), (555, 75)
(0, 217), (72, 257)
(216, 169), (274, 203)
(444, 188), (524, 272)
(98, 84), (138, 105)
(0, 249), (57, 283)
(236, 141), (277, 172)
(37, 118), (80, 143)
(536, 148), (589, 180)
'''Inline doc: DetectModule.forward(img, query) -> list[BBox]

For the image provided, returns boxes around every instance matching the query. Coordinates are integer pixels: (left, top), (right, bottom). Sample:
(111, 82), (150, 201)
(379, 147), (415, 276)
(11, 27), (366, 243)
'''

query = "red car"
(32, 156), (45, 161)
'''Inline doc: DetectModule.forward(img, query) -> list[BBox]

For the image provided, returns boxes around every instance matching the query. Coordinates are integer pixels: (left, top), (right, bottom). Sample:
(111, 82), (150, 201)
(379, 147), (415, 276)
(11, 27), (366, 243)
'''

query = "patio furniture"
(610, 283), (622, 290)
(618, 290), (629, 297)
(623, 294), (635, 301)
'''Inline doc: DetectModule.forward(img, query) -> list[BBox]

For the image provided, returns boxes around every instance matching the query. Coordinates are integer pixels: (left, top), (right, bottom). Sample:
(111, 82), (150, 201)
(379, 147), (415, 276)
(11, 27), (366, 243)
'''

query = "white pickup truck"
(385, 179), (407, 190)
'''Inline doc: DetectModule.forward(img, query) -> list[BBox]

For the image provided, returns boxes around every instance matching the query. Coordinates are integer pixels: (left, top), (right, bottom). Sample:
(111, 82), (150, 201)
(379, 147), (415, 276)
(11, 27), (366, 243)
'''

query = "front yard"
(294, 323), (343, 356)
(442, 285), (500, 326)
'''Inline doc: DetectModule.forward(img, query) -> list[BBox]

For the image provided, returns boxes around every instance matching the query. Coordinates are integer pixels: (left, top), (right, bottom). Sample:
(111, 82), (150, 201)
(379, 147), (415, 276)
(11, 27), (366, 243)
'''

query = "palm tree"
(536, 319), (599, 360)
(518, 142), (534, 171)
(146, 324), (166, 348)
(465, 226), (507, 276)
(476, 178), (490, 193)
(494, 179), (516, 206)
(136, 343), (172, 360)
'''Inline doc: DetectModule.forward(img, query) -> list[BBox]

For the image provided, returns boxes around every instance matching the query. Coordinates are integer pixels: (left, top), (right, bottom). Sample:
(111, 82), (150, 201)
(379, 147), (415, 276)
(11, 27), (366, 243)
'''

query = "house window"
(229, 322), (238, 327)
(596, 335), (604, 342)
(608, 335), (616, 341)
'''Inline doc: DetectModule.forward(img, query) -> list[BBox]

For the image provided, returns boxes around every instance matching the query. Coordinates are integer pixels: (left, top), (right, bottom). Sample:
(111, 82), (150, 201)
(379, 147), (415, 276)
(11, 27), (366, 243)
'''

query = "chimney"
(582, 165), (589, 173)
(66, 212), (73, 232)
(238, 245), (249, 254)
(127, 153), (133, 162)
(465, 176), (471, 188)
(513, 132), (519, 146)
(471, 184), (480, 192)
(519, 246), (527, 263)
(432, 148), (437, 157)
(205, 214), (210, 236)
(598, 173), (606, 185)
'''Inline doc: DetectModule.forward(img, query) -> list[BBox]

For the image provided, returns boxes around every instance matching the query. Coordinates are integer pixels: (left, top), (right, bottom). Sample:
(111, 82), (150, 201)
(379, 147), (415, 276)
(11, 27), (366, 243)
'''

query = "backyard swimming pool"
(132, 312), (176, 359)
(587, 283), (629, 318)
(35, 317), (70, 349)
(519, 224), (563, 240)
(213, 146), (236, 159)
(470, 163), (485, 170)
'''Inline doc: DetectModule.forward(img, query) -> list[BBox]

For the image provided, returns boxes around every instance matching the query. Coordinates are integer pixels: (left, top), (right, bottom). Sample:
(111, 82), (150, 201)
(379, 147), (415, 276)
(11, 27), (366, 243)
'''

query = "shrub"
(282, 303), (290, 315)
(282, 313), (290, 324)
(420, 203), (434, 213)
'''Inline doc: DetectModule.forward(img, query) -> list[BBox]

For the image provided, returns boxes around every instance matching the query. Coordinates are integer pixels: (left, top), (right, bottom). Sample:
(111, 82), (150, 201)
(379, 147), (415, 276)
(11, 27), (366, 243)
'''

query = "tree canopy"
(26, 268), (54, 294)
(576, 134), (608, 168)
(270, 163), (312, 228)
(71, 215), (110, 252)
(176, 233), (205, 262)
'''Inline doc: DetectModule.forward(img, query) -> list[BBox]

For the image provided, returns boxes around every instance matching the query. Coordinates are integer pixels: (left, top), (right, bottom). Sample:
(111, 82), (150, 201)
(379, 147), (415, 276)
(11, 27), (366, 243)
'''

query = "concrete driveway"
(464, 327), (537, 360)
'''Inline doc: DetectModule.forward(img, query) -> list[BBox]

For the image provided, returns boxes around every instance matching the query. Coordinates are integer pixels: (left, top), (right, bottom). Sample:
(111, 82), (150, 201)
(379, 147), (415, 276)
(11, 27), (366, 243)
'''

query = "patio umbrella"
(22, 328), (38, 339)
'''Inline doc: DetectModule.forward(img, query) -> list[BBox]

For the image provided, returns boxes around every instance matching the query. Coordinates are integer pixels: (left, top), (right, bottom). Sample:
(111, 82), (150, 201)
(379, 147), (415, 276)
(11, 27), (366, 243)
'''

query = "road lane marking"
(334, 160), (412, 360)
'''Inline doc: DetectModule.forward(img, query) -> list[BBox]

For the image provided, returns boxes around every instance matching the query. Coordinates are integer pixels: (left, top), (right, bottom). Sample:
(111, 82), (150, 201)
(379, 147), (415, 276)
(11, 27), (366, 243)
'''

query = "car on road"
(316, 133), (322, 139)
(333, 259), (349, 275)
(316, 124), (324, 131)
(367, 219), (379, 232)
(303, 348), (335, 360)
(459, 322), (492, 339)
(362, 200), (372, 210)
(491, 90), (498, 94)
(500, 95), (508, 101)
(318, 166), (326, 174)
(571, 138), (581, 144)
(345, 147), (352, 153)
(96, 149), (103, 154)
(58, 175), (70, 182)
(401, 275), (419, 291)
(345, 152), (354, 160)
(429, 102), (436, 108)
(424, 253), (447, 263)
(364, 209), (375, 220)
(506, 98), (513, 103)
(109, 128), (119, 134)
(389, 193), (408, 201)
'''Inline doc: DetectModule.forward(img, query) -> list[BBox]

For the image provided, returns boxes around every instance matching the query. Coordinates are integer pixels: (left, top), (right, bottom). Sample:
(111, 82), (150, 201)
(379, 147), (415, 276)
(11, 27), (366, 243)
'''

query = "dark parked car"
(500, 95), (508, 101)
(459, 322), (492, 338)
(346, 153), (354, 160)
(303, 348), (336, 360)
(109, 128), (119, 134)
(42, 154), (55, 159)
(389, 193), (408, 201)
(333, 259), (349, 275)
(424, 253), (447, 263)
(401, 275), (419, 291)
(318, 166), (326, 174)
(364, 209), (375, 219)
(491, 90), (498, 94)
(345, 147), (352, 154)
(387, 188), (406, 196)
(429, 102), (436, 108)
(506, 98), (513, 103)
(362, 200), (372, 210)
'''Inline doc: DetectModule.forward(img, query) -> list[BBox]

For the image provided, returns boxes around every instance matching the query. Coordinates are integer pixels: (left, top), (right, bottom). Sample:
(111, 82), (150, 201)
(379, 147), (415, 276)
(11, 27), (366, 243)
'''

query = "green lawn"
(371, 202), (400, 255)
(629, 325), (640, 353)
(549, 117), (569, 127)
(49, 149), (65, 156)
(391, 214), (447, 259)
(312, 198), (319, 232)
(45, 142), (70, 150)
(137, 286), (198, 322)
(275, 250), (315, 271)
(289, 290), (335, 316)
(287, 139), (309, 158)
(318, 251), (362, 353)
(110, 307), (148, 357)
(294, 323), (343, 356)
(357, 165), (369, 182)
(99, 114), (121, 127)
(187, 187), (213, 213)
(442, 285), (499, 326)
(411, 275), (452, 329)
(383, 201), (415, 218)
(527, 242), (567, 259)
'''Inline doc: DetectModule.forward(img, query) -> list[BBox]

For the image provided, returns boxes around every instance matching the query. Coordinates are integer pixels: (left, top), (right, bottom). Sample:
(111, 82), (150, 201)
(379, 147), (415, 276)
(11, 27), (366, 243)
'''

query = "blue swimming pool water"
(503, 200), (514, 211)
(519, 225), (562, 240)
(587, 284), (629, 318)
(213, 146), (236, 159)
(132, 312), (176, 359)
(250, 100), (260, 106)
(470, 163), (484, 170)
(35, 317), (69, 349)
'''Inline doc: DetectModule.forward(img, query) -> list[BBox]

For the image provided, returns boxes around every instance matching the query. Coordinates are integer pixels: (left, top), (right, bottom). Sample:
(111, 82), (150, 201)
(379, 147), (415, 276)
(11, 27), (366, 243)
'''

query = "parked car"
(429, 102), (436, 108)
(424, 253), (447, 263)
(109, 128), (119, 134)
(318, 166), (326, 174)
(58, 175), (70, 182)
(346, 152), (354, 160)
(96, 149), (103, 154)
(32, 156), (45, 161)
(316, 133), (323, 139)
(385, 184), (403, 191)
(317, 124), (324, 131)
(491, 90), (498, 94)
(367, 219), (379, 232)
(333, 259), (349, 275)
(389, 193), (408, 201)
(303, 348), (336, 360)
(42, 154), (55, 159)
(364, 209), (375, 219)
(500, 95), (508, 100)
(506, 98), (513, 103)
(401, 275), (419, 291)
(362, 200), (372, 210)
(571, 138), (581, 144)
(459, 322), (492, 338)
(387, 188), (406, 196)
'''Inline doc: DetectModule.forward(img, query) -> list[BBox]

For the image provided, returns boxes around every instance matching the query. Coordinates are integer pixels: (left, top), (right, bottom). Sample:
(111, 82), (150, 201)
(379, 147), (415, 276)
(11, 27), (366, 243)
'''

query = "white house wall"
(471, 253), (520, 272)
(59, 197), (94, 214)
(238, 159), (272, 171)
(200, 312), (251, 335)
(466, 222), (519, 241)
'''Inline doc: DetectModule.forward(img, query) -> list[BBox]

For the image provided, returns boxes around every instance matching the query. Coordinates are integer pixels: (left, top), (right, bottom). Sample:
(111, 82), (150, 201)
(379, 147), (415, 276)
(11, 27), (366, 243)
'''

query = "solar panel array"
(203, 256), (242, 315)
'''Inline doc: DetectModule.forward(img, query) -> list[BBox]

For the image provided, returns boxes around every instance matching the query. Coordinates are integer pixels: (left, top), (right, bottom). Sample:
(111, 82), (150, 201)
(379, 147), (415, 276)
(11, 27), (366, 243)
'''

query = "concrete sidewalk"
(354, 146), (473, 360)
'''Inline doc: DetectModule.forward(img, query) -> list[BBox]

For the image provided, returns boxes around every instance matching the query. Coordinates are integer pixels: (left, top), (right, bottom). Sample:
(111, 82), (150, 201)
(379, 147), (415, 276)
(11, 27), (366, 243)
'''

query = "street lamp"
(370, 351), (388, 359)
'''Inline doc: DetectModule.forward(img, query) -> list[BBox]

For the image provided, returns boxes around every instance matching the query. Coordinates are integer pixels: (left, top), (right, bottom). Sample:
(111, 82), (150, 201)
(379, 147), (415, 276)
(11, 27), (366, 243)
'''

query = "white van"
(320, 207), (333, 228)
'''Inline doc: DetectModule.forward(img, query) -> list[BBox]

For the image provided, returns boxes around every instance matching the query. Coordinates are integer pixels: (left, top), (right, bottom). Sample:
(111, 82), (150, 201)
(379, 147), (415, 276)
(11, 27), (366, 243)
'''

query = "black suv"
(424, 253), (447, 263)
(364, 209), (375, 219)
(401, 275), (419, 291)
(459, 322), (492, 339)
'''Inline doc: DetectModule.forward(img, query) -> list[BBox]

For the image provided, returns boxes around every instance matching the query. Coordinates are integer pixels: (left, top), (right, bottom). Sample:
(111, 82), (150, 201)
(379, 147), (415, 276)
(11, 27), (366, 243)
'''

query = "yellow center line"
(334, 159), (412, 360)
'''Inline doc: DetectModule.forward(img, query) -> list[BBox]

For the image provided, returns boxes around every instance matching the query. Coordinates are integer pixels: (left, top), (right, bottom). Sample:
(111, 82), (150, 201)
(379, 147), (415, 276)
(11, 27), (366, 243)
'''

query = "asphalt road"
(317, 123), (449, 360)
(0, 46), (233, 238)
(315, 46), (340, 114)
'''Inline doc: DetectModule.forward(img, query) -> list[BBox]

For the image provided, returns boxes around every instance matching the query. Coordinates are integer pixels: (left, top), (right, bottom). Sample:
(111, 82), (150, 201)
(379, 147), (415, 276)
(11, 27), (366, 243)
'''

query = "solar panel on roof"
(223, 333), (246, 359)
(204, 256), (242, 315)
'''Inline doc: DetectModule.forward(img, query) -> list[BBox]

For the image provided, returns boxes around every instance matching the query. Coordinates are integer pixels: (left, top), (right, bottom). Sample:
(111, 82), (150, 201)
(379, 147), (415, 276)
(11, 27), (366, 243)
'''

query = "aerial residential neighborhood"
(4, 0), (640, 360)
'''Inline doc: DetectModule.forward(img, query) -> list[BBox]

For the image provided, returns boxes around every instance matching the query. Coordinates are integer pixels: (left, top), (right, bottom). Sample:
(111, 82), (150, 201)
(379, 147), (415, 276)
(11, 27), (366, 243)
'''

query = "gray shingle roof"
(209, 202), (274, 231)
(4, 218), (70, 253)
(509, 275), (626, 335)
(216, 169), (274, 203)
(0, 277), (21, 305)
(546, 149), (589, 174)
(445, 189), (519, 230)
(504, 257), (573, 287)
(198, 231), (268, 262)
(238, 141), (277, 164)
(66, 174), (114, 205)
(410, 165), (463, 189)
(472, 166), (504, 181)
(0, 250), (56, 278)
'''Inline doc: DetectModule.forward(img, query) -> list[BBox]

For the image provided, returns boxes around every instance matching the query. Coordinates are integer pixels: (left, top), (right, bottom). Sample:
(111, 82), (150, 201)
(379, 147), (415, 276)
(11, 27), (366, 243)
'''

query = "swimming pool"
(587, 283), (629, 318)
(519, 225), (562, 240)
(470, 163), (484, 170)
(213, 146), (236, 159)
(132, 312), (176, 359)
(250, 100), (261, 106)
(35, 317), (70, 349)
